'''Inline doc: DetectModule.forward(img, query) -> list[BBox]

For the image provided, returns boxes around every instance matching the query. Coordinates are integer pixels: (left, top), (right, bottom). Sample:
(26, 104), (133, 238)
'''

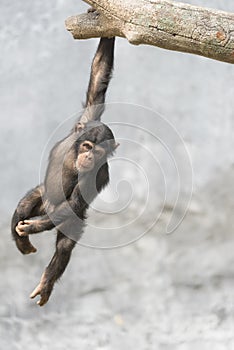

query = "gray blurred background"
(1, 1), (234, 349)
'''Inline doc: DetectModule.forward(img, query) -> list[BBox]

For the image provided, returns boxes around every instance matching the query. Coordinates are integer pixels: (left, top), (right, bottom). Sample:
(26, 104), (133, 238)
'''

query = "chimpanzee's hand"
(16, 219), (43, 236)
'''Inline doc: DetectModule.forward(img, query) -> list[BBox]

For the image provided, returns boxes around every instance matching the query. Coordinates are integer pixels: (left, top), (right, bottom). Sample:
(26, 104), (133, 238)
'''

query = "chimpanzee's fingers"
(16, 224), (28, 236)
(23, 220), (34, 224)
(16, 220), (37, 235)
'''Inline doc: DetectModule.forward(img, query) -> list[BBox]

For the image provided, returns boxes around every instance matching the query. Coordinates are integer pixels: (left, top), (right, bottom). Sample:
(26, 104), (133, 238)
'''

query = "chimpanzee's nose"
(86, 153), (92, 160)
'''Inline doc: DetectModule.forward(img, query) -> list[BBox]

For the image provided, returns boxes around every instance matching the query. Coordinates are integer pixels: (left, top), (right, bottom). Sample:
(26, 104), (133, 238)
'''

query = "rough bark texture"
(65, 0), (234, 64)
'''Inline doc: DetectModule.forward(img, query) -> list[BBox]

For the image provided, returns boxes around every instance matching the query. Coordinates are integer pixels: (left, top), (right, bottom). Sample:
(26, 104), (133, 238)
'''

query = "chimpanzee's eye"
(82, 142), (93, 151)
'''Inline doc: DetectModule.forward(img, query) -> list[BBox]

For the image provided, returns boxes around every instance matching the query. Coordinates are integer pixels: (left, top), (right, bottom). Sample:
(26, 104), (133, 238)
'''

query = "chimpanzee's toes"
(30, 277), (53, 307)
(15, 237), (37, 254)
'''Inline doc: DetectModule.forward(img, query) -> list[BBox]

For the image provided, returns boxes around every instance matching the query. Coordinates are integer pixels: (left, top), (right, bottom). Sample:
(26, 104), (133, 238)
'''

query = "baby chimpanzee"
(11, 37), (118, 306)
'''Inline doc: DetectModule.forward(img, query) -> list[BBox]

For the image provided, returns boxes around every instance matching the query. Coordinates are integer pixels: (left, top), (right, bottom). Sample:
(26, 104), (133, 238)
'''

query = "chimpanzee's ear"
(74, 122), (85, 133)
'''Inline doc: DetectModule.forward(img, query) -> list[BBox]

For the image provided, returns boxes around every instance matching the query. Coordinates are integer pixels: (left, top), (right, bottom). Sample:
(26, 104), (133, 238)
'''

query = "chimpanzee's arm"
(16, 183), (87, 235)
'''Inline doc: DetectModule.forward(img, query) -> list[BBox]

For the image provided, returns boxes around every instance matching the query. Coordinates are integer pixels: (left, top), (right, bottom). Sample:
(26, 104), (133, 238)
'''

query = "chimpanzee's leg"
(11, 185), (45, 254)
(30, 219), (84, 306)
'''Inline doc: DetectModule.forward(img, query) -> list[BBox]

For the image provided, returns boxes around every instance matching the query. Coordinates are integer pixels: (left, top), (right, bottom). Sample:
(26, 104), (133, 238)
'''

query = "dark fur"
(11, 37), (116, 306)
(82, 37), (115, 122)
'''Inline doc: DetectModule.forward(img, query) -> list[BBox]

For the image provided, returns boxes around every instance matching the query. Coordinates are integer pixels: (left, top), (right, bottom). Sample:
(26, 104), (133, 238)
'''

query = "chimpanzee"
(11, 36), (118, 306)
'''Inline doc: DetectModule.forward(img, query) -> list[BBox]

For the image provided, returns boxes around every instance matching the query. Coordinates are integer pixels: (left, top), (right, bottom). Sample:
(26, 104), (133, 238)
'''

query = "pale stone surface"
(1, 1), (234, 349)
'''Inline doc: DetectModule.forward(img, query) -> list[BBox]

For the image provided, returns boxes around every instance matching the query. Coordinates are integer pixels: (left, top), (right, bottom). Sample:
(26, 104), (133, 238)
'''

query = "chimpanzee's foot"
(30, 273), (54, 307)
(15, 236), (37, 254)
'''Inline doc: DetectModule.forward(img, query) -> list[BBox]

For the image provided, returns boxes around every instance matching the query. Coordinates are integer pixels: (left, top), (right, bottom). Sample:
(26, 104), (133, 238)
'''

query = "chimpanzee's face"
(76, 140), (106, 173)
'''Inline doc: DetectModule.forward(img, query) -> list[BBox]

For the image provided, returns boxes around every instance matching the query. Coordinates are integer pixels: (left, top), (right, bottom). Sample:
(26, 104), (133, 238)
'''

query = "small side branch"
(65, 0), (234, 64)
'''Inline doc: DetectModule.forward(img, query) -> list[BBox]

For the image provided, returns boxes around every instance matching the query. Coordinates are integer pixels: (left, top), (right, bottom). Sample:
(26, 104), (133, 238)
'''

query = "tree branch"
(65, 0), (234, 64)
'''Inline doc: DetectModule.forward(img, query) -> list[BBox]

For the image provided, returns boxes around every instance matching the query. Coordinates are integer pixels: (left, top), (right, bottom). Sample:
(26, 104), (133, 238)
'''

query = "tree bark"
(65, 0), (234, 64)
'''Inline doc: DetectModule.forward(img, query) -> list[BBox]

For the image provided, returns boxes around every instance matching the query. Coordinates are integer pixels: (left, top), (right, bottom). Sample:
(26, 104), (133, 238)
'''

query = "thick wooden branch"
(65, 0), (234, 64)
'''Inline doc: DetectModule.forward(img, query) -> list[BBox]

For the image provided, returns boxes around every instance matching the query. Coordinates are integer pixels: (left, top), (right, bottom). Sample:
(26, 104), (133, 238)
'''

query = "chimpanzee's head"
(74, 121), (118, 173)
